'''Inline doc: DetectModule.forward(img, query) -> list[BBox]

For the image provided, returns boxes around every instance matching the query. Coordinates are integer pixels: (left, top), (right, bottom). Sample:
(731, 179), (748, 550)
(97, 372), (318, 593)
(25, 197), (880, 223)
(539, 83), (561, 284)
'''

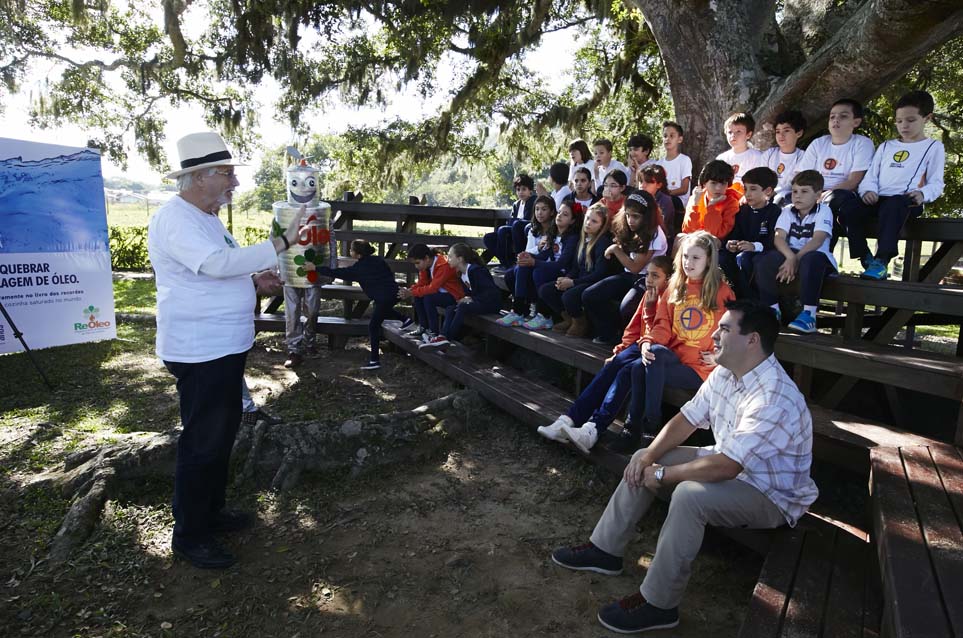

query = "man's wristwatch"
(654, 466), (665, 483)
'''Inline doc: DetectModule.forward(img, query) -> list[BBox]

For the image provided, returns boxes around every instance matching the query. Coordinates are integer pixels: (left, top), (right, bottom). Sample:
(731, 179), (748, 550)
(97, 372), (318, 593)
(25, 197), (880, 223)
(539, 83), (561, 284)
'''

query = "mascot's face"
(288, 170), (318, 204)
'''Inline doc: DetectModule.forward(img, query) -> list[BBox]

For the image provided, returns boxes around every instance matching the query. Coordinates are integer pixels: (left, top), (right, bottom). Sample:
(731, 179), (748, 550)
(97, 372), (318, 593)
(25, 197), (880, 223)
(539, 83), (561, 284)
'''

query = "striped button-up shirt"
(680, 354), (819, 526)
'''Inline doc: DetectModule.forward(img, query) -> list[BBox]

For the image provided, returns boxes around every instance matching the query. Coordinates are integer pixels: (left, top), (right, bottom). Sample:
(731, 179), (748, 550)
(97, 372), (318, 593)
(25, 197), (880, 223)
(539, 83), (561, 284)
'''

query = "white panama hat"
(164, 131), (247, 179)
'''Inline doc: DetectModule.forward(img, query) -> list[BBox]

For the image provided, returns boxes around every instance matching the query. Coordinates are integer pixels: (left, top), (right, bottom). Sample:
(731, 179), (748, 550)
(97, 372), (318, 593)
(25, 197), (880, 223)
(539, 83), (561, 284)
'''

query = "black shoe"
(607, 428), (641, 455)
(360, 360), (381, 371)
(284, 353), (303, 368)
(172, 538), (236, 569)
(399, 316), (414, 330)
(551, 542), (623, 575)
(254, 407), (282, 425)
(597, 592), (679, 633)
(209, 509), (255, 533)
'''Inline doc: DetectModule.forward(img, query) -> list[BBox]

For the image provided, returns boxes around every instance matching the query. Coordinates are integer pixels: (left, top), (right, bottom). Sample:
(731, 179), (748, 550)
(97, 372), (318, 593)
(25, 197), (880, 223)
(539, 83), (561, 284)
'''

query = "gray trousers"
(240, 378), (256, 413)
(589, 447), (786, 609)
(283, 285), (322, 354)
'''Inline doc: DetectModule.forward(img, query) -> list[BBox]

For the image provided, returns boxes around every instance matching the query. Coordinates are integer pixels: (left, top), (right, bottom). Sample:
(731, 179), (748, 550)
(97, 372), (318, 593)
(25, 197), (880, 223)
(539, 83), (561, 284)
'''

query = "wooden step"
(775, 331), (963, 401)
(821, 275), (963, 315)
(253, 314), (369, 335)
(870, 445), (963, 637)
(335, 230), (485, 249)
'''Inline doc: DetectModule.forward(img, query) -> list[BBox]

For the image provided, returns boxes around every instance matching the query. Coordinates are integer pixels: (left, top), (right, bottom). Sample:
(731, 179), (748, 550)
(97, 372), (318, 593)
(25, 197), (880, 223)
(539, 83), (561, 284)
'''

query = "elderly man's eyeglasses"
(213, 169), (237, 178)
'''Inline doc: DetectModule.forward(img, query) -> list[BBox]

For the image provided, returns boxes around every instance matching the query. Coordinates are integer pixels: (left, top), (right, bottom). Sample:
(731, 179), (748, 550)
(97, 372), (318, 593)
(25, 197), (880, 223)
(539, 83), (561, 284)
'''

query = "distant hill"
(103, 176), (175, 193)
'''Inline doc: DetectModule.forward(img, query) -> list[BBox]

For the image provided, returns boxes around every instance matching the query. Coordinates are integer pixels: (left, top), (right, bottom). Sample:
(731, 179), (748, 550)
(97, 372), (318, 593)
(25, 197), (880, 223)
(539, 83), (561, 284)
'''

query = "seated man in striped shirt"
(551, 298), (819, 634)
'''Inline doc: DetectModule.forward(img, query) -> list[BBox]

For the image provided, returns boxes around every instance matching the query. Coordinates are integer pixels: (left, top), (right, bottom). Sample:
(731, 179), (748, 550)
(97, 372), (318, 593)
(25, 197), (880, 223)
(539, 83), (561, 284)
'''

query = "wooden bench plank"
(780, 528), (836, 637)
(900, 446), (963, 636)
(738, 529), (806, 638)
(334, 230), (486, 249)
(337, 256), (417, 274)
(820, 276), (963, 316)
(822, 531), (870, 638)
(870, 447), (952, 638)
(253, 314), (369, 335)
(323, 200), (511, 227)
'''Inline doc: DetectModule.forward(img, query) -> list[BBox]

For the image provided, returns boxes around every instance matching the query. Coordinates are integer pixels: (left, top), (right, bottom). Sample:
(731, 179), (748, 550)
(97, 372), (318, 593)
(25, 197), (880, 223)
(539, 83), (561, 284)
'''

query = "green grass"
(113, 278), (157, 314)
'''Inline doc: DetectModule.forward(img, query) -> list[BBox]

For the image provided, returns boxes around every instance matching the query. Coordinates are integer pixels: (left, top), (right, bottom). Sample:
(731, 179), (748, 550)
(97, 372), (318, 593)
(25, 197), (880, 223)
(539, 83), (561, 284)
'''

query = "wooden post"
(843, 304), (865, 341)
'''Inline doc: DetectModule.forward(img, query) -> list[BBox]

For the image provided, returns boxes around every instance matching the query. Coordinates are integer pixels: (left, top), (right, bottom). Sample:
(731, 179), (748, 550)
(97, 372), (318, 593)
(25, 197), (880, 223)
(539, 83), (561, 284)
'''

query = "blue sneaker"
(496, 311), (524, 327)
(551, 542), (623, 575)
(522, 313), (553, 330)
(597, 592), (680, 633)
(788, 310), (817, 334)
(860, 258), (889, 281)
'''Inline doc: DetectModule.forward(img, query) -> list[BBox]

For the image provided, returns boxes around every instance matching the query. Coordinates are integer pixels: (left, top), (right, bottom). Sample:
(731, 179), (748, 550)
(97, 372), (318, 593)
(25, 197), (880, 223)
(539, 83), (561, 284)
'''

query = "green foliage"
(242, 225), (270, 246)
(108, 225), (149, 270)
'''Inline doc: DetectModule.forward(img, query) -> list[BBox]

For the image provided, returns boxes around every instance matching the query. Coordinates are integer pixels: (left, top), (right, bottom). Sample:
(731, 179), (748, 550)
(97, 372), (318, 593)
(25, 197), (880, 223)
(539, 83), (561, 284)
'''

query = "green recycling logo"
(293, 249), (324, 283)
(82, 305), (100, 321)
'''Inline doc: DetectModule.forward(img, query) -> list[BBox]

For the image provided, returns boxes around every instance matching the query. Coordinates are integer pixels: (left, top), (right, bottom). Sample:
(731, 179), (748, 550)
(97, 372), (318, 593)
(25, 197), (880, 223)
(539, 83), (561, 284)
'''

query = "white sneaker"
(537, 415), (573, 442)
(561, 423), (599, 454)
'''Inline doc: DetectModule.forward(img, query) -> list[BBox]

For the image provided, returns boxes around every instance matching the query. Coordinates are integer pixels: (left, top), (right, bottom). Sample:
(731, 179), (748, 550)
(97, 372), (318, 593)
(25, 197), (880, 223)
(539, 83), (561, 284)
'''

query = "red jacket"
(613, 285), (664, 355)
(410, 254), (465, 299)
(639, 278), (735, 380)
(681, 187), (741, 240)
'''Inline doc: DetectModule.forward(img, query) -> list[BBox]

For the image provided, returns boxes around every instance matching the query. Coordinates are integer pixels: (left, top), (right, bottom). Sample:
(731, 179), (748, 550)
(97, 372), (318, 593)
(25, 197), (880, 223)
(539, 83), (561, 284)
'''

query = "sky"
(0, 24), (577, 194)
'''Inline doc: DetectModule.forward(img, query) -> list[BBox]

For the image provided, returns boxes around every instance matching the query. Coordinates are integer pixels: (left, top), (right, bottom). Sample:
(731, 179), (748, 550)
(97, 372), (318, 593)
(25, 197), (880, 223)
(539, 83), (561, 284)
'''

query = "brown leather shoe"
(553, 313), (573, 332)
(566, 317), (589, 337)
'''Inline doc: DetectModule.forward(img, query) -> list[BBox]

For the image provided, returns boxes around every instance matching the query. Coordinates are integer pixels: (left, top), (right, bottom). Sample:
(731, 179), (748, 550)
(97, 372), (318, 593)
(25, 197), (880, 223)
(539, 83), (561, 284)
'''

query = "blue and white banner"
(0, 138), (115, 353)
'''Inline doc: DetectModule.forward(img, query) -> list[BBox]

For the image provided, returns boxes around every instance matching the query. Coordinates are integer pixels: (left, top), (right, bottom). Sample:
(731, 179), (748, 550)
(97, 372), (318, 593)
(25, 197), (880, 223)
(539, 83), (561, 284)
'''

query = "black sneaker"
(171, 538), (236, 569)
(597, 592), (679, 633)
(551, 542), (623, 575)
(209, 509), (255, 533)
(607, 429), (641, 455)
(399, 316), (414, 330)
(360, 360), (381, 371)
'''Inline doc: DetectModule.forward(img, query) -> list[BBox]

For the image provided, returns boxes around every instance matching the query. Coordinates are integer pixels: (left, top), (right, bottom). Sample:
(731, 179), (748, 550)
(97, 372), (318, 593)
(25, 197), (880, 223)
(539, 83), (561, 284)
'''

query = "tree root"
(40, 389), (482, 564)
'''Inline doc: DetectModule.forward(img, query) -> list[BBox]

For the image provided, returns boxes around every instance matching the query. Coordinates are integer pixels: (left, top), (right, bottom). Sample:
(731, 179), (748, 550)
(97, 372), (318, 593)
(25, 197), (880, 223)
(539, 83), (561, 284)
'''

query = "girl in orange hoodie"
(536, 255), (673, 451)
(552, 231), (733, 454)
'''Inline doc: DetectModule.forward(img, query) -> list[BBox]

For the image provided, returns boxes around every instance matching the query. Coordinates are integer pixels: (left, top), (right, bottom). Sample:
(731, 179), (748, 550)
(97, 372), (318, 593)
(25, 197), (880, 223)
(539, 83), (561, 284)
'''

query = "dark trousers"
(840, 195), (923, 263)
(719, 250), (764, 299)
(566, 345), (645, 429)
(538, 281), (591, 318)
(413, 291), (456, 333)
(756, 249), (835, 307)
(823, 189), (861, 256)
(505, 260), (566, 315)
(483, 220), (528, 267)
(630, 345), (703, 426)
(620, 276), (646, 324)
(583, 272), (635, 343)
(442, 296), (501, 340)
(164, 351), (248, 544)
(369, 299), (405, 362)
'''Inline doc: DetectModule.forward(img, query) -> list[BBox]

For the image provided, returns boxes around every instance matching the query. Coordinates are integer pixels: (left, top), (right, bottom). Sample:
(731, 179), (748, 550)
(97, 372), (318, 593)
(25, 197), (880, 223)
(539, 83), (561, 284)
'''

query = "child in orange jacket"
(398, 243), (465, 342)
(679, 160), (741, 243)
(537, 255), (673, 453)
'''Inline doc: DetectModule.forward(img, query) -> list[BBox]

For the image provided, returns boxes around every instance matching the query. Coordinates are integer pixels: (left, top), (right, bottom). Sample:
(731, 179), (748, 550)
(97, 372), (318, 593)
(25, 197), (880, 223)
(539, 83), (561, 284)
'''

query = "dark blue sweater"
(728, 202), (781, 252)
(462, 264), (502, 309)
(315, 255), (398, 303)
(570, 234), (613, 286)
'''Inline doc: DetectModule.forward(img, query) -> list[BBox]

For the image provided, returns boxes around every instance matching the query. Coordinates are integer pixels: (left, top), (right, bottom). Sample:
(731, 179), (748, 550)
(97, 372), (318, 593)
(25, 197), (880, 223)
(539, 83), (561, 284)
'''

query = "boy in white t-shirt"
(655, 121), (693, 206)
(536, 162), (573, 209)
(755, 170), (837, 335)
(796, 98), (876, 254)
(763, 110), (807, 206)
(716, 112), (765, 191)
(593, 138), (633, 187)
(850, 90), (946, 280)
(627, 133), (656, 188)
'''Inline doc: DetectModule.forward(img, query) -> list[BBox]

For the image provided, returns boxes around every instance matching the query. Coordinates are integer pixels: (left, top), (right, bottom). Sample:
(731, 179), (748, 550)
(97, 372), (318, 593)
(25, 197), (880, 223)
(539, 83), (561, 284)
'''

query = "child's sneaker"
(418, 335), (450, 349)
(537, 415), (573, 442)
(860, 258), (889, 281)
(399, 316), (414, 330)
(407, 325), (425, 338)
(522, 314), (553, 331)
(496, 311), (524, 327)
(420, 331), (437, 344)
(360, 360), (381, 371)
(788, 310), (817, 334)
(561, 422), (599, 454)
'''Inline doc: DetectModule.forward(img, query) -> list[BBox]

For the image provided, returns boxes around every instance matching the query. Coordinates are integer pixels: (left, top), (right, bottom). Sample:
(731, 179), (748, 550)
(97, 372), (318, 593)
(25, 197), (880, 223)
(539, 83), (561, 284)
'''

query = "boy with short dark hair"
(849, 90), (945, 280)
(483, 174), (535, 267)
(546, 161), (573, 208)
(592, 137), (632, 188)
(680, 160), (740, 242)
(763, 110), (807, 206)
(755, 170), (837, 334)
(398, 244), (465, 342)
(627, 133), (656, 187)
(720, 167), (782, 298)
(716, 112), (765, 192)
(796, 98), (876, 254)
(655, 121), (693, 206)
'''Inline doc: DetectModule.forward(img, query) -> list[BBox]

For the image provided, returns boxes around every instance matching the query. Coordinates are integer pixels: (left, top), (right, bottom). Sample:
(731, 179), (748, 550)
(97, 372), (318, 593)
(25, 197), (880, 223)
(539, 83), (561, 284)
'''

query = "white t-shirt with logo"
(776, 203), (837, 270)
(147, 195), (277, 363)
(797, 134), (876, 191)
(717, 147), (765, 184)
(655, 154), (693, 206)
(764, 147), (805, 197)
(625, 227), (668, 274)
(858, 138), (946, 203)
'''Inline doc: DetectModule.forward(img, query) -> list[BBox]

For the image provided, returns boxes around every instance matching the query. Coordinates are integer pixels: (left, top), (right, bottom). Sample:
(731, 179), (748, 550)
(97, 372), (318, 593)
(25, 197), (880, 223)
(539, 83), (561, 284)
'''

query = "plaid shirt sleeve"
(679, 371), (718, 430)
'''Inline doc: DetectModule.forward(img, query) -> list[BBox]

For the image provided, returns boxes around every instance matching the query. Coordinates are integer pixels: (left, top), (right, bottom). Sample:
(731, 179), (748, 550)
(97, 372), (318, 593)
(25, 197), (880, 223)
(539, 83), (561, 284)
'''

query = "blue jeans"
(442, 296), (501, 340)
(566, 345), (644, 429)
(755, 249), (834, 307)
(719, 250), (764, 299)
(841, 195), (923, 262)
(413, 291), (456, 333)
(164, 351), (247, 544)
(823, 189), (861, 255)
(630, 345), (703, 426)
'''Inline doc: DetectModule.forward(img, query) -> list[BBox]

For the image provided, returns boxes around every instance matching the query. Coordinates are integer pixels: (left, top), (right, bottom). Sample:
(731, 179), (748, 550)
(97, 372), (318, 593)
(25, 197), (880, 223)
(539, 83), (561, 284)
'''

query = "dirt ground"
(1, 332), (763, 637)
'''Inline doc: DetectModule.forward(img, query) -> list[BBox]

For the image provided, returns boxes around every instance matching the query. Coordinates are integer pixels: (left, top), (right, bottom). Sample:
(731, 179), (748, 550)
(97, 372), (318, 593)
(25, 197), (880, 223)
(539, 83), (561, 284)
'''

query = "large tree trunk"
(37, 389), (483, 564)
(631, 0), (963, 172)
